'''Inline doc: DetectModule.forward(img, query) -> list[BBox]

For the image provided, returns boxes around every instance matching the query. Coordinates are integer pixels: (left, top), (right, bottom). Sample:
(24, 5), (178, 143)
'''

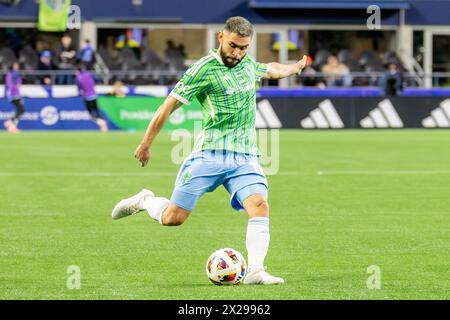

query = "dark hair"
(224, 16), (254, 38)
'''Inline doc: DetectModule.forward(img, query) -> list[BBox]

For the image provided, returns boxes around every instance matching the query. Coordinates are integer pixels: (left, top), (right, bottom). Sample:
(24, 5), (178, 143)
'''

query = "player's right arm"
(265, 55), (307, 80)
(135, 59), (210, 167)
(134, 96), (182, 167)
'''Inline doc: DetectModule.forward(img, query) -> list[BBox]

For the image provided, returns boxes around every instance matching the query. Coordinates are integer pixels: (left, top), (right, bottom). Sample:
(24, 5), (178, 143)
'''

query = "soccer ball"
(205, 248), (246, 285)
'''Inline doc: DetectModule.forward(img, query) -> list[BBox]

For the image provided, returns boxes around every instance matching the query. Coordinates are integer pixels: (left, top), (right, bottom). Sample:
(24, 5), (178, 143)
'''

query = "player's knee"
(251, 195), (269, 207)
(245, 194), (269, 216)
(255, 198), (269, 213)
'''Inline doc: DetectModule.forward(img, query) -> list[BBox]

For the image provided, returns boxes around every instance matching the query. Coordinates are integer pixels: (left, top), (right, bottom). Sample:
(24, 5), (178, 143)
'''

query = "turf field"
(0, 130), (449, 299)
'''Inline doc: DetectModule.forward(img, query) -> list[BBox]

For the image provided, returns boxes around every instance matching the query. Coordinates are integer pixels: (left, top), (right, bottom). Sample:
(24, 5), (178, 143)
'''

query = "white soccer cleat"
(96, 118), (108, 132)
(4, 119), (12, 129)
(243, 267), (285, 285)
(4, 120), (19, 133)
(112, 189), (154, 220)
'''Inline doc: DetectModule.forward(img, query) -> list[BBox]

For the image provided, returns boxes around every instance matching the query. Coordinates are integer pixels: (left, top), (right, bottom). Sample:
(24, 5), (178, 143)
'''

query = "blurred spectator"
(178, 44), (187, 59)
(107, 81), (126, 98)
(165, 40), (183, 59)
(312, 49), (331, 71)
(321, 55), (352, 87)
(380, 63), (403, 96)
(165, 40), (176, 55)
(77, 39), (96, 70)
(56, 34), (76, 84)
(299, 55), (325, 87)
(164, 40), (186, 73)
(35, 39), (49, 56)
(38, 50), (55, 85)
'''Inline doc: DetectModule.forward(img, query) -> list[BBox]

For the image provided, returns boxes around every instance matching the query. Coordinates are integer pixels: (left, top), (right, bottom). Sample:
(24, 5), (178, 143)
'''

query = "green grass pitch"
(0, 130), (449, 299)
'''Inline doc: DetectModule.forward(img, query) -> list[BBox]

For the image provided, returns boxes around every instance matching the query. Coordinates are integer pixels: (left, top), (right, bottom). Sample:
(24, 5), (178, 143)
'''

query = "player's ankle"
(248, 265), (265, 273)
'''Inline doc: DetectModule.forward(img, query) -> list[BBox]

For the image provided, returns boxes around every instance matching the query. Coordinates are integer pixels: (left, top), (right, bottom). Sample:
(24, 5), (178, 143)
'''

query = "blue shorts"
(170, 150), (268, 212)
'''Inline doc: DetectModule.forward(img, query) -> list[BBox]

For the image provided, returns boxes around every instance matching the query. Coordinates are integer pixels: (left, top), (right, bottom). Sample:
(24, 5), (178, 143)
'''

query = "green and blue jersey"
(170, 49), (268, 156)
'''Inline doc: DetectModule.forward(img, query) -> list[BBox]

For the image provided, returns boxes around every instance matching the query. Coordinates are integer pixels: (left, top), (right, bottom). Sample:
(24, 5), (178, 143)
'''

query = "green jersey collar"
(209, 48), (224, 65)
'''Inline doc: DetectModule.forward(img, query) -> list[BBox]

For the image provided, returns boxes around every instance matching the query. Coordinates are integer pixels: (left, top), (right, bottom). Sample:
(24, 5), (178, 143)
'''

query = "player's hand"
(134, 143), (152, 167)
(296, 55), (307, 74)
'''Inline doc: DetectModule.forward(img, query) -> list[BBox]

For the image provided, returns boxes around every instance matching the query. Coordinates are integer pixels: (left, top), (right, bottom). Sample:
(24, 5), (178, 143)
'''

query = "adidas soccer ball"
(206, 248), (246, 286)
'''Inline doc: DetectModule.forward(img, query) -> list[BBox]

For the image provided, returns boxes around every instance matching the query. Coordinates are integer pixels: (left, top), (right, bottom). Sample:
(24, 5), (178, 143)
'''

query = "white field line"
(0, 170), (450, 177)
(0, 172), (175, 177)
(280, 170), (450, 176)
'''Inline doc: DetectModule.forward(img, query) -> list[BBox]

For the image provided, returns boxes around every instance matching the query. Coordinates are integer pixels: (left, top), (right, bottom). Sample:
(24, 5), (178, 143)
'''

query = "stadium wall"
(1, 0), (450, 26)
(1, 86), (450, 130)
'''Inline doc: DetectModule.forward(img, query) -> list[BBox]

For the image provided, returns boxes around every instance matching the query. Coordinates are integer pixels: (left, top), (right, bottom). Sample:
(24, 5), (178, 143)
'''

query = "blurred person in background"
(178, 44), (187, 59)
(164, 40), (177, 56)
(37, 50), (55, 85)
(3, 62), (25, 133)
(56, 34), (77, 84)
(77, 39), (96, 70)
(165, 39), (184, 59)
(107, 81), (126, 98)
(75, 63), (108, 132)
(299, 55), (325, 88)
(380, 63), (403, 96)
(321, 55), (352, 87)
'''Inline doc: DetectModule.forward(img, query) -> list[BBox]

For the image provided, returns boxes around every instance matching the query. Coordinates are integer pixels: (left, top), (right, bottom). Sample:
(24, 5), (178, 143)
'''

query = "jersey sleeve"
(169, 61), (210, 105)
(248, 56), (269, 82)
(254, 61), (269, 82)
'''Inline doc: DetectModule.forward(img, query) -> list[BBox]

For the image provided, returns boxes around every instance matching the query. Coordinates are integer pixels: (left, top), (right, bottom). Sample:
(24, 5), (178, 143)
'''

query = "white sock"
(246, 217), (270, 273)
(142, 196), (170, 225)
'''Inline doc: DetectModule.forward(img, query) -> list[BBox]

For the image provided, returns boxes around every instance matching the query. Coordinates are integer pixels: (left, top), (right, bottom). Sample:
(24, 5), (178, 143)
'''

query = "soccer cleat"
(111, 189), (154, 220)
(96, 118), (108, 132)
(4, 120), (19, 133)
(243, 267), (285, 285)
(8, 126), (20, 134)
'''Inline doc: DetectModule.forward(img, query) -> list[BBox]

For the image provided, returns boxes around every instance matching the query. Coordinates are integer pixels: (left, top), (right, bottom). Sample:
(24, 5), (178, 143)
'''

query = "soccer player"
(3, 62), (25, 133)
(112, 16), (307, 285)
(75, 63), (108, 132)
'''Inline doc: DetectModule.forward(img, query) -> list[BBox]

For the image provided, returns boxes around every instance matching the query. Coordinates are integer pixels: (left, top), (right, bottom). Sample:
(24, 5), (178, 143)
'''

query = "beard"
(219, 47), (243, 68)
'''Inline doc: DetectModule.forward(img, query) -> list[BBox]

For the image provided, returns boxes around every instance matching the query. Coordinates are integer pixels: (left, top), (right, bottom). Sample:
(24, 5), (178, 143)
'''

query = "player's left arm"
(264, 55), (307, 80)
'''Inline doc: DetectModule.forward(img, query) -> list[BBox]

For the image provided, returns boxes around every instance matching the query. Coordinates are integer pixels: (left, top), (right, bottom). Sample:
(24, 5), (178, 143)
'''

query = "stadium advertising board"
(2, 96), (450, 130)
(97, 96), (203, 131)
(255, 97), (450, 129)
(0, 97), (203, 131)
(0, 97), (113, 130)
